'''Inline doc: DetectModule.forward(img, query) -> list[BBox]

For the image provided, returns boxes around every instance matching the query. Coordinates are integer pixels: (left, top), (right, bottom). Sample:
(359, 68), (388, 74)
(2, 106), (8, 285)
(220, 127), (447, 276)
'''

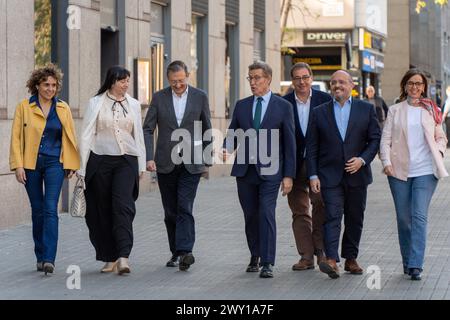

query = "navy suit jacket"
(283, 89), (332, 178)
(225, 93), (296, 182)
(306, 99), (381, 188)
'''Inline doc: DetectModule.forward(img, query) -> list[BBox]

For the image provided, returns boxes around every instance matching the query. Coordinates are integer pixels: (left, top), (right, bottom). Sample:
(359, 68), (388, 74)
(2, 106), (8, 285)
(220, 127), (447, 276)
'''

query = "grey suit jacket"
(143, 86), (212, 174)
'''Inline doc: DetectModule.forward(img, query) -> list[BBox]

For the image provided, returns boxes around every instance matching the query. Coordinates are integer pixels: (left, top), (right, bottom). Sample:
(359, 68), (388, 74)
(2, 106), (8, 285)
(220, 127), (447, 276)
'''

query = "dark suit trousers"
(85, 154), (138, 262)
(287, 162), (326, 260)
(321, 181), (367, 261)
(236, 165), (280, 265)
(157, 165), (201, 254)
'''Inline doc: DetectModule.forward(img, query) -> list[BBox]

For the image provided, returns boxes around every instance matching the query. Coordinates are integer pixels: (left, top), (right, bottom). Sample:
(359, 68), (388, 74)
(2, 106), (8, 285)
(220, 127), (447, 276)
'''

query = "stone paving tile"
(1, 159), (450, 300)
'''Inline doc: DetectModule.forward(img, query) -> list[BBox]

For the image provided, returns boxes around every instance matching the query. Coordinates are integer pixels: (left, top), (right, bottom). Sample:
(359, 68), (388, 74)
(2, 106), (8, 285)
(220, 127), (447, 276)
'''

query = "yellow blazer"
(9, 98), (80, 171)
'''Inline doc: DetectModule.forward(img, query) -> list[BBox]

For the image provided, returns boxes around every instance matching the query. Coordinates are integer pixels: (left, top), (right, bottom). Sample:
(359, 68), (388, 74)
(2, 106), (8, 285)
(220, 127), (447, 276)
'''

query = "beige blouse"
(91, 94), (139, 157)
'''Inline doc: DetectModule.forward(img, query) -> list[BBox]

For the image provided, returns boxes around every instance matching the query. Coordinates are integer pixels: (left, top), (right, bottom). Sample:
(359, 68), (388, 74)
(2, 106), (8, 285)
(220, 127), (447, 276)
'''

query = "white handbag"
(69, 177), (86, 218)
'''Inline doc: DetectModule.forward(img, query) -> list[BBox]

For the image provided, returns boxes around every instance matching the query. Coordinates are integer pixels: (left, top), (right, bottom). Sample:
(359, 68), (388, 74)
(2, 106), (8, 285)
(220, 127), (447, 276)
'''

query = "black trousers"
(85, 153), (139, 262)
(157, 165), (201, 255)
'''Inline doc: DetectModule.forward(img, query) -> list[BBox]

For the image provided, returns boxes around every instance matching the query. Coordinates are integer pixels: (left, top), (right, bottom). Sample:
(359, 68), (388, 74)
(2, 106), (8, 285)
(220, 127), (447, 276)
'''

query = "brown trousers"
(287, 162), (326, 260)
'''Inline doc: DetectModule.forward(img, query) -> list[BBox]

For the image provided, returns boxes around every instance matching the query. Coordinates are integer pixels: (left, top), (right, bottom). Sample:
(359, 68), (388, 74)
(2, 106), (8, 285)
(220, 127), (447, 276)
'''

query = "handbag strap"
(75, 177), (86, 190)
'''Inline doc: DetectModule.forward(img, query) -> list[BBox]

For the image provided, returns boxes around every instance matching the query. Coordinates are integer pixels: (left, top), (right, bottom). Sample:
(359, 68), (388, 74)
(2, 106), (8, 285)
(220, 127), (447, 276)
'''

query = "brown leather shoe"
(344, 259), (363, 275)
(292, 259), (314, 271)
(316, 254), (327, 266)
(319, 258), (340, 279)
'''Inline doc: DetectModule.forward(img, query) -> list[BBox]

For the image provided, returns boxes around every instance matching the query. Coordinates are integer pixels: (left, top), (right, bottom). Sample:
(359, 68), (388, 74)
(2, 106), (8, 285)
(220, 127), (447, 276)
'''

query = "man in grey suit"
(143, 60), (212, 271)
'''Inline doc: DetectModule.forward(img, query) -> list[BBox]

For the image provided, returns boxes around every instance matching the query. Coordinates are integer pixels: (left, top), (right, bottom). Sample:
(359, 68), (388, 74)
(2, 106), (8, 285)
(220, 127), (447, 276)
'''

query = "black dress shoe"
(43, 262), (54, 275)
(166, 255), (180, 267)
(259, 264), (273, 278)
(246, 256), (260, 272)
(36, 262), (44, 272)
(179, 253), (195, 271)
(403, 266), (410, 275)
(410, 268), (422, 281)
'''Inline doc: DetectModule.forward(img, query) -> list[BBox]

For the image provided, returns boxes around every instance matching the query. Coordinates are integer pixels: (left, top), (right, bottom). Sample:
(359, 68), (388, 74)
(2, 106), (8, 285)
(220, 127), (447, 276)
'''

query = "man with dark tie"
(143, 60), (212, 271)
(223, 61), (296, 278)
(307, 70), (381, 279)
(283, 63), (332, 271)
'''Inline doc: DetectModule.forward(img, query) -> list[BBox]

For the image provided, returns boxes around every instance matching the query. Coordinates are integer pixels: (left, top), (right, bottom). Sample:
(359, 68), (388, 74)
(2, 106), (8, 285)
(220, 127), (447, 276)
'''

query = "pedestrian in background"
(78, 66), (146, 275)
(9, 64), (80, 275)
(442, 86), (450, 145)
(380, 69), (448, 281)
(364, 85), (388, 129)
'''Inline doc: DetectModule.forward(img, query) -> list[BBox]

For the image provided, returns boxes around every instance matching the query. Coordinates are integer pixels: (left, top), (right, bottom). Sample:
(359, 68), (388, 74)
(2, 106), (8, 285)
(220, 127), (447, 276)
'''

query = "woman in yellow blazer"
(380, 69), (448, 281)
(9, 64), (80, 275)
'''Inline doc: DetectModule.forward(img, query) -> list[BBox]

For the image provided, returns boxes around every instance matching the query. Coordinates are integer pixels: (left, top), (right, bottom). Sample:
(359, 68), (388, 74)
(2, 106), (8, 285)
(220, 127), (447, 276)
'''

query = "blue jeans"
(388, 175), (438, 271)
(25, 155), (65, 264)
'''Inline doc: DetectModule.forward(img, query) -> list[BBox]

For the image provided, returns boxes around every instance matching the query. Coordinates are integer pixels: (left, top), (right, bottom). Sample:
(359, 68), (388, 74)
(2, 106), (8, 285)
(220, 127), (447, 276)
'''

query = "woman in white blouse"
(78, 66), (146, 274)
(380, 69), (448, 281)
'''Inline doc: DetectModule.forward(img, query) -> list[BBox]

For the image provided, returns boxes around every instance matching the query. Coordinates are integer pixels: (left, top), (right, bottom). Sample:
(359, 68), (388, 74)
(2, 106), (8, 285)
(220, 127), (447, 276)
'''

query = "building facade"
(0, 0), (281, 228)
(281, 0), (388, 98)
(381, 0), (450, 105)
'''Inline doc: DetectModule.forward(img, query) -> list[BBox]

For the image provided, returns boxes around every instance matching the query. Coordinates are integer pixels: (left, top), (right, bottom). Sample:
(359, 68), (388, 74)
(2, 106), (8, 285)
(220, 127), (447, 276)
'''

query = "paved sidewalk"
(1, 159), (450, 300)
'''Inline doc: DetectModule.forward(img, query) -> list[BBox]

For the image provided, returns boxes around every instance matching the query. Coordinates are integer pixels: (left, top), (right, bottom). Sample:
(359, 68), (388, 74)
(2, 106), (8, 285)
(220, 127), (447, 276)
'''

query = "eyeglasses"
(246, 76), (265, 83)
(406, 81), (424, 88)
(292, 75), (311, 82)
(169, 79), (187, 86)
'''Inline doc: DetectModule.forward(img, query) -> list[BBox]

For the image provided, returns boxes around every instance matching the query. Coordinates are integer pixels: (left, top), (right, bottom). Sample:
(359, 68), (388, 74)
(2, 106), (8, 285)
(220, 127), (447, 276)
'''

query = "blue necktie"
(253, 97), (263, 130)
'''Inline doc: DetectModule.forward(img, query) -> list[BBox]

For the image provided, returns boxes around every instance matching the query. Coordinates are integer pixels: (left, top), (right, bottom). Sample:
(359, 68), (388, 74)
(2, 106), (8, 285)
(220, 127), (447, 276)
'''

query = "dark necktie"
(253, 97), (263, 130)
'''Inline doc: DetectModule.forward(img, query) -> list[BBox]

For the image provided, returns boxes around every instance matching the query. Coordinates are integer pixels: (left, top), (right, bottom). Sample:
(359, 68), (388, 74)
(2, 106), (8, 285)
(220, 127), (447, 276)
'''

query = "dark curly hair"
(26, 64), (64, 97)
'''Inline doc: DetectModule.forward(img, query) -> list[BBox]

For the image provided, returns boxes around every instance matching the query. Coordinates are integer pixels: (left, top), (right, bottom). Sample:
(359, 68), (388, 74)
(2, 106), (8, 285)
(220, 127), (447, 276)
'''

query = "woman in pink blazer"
(380, 69), (448, 281)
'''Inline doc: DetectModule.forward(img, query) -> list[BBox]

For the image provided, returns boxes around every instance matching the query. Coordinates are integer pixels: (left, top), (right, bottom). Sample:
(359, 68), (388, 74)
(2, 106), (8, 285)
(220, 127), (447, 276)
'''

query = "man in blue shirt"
(307, 70), (381, 279)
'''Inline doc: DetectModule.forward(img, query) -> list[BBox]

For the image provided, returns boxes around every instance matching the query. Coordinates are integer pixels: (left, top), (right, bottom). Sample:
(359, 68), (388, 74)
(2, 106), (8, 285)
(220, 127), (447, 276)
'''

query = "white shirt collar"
(172, 86), (189, 99)
(295, 89), (312, 104)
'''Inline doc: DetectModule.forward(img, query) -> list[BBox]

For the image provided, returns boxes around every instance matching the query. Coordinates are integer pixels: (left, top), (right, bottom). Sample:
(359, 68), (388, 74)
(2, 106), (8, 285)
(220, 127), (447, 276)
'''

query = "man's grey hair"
(249, 61), (273, 78)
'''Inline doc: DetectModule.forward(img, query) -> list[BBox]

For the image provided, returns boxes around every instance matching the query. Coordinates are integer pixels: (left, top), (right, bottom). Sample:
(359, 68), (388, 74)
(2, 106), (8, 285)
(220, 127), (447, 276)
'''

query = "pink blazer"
(380, 101), (448, 181)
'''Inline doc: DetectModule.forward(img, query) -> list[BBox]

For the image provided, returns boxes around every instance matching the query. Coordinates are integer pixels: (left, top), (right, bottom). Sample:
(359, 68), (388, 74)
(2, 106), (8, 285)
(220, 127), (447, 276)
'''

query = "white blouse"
(91, 94), (139, 157)
(407, 105), (434, 177)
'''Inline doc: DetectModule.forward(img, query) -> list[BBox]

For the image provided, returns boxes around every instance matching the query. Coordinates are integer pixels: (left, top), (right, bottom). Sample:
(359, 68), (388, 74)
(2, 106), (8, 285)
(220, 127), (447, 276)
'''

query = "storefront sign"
(361, 50), (384, 74)
(304, 30), (350, 45)
(293, 55), (342, 71)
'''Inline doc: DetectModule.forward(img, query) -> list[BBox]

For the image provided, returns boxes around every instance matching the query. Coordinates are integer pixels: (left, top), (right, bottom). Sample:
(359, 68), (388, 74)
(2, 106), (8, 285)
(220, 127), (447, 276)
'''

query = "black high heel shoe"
(43, 262), (55, 275)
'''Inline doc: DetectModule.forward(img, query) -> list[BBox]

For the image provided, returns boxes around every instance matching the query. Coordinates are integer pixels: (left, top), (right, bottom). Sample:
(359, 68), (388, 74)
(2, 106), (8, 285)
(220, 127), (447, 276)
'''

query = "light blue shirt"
(334, 97), (352, 140)
(310, 97), (363, 181)
(252, 91), (272, 125)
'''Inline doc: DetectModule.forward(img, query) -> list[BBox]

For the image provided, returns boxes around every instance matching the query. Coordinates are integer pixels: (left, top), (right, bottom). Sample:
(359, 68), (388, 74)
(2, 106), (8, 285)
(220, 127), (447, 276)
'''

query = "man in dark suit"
(143, 60), (212, 271)
(307, 70), (381, 279)
(222, 61), (296, 278)
(283, 63), (332, 271)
